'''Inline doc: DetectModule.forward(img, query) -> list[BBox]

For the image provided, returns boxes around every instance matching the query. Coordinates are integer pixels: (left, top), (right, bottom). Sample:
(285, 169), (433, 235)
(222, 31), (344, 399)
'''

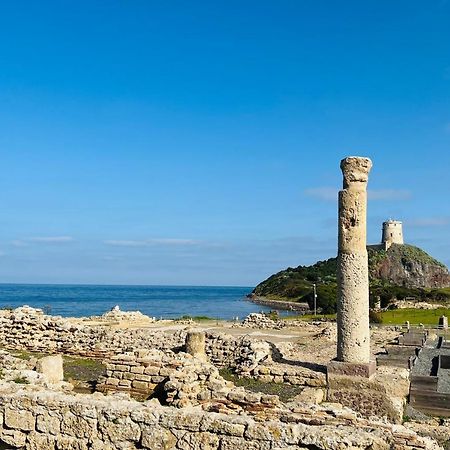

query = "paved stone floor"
(411, 336), (450, 393)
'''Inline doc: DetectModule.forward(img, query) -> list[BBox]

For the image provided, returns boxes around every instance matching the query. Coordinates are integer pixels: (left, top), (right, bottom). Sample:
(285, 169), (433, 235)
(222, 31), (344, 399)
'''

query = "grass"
(11, 349), (47, 360)
(174, 315), (217, 322)
(13, 376), (29, 384)
(3, 348), (105, 391)
(280, 308), (450, 326)
(219, 368), (304, 402)
(379, 308), (450, 326)
(63, 356), (106, 384)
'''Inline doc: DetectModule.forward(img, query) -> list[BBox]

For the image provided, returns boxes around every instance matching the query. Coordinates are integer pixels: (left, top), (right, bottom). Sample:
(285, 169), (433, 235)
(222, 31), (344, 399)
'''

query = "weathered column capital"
(340, 157), (372, 189)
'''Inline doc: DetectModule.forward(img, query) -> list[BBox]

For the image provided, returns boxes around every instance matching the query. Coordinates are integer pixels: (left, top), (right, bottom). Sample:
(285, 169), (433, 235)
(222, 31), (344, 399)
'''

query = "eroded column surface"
(337, 156), (372, 364)
(185, 330), (207, 361)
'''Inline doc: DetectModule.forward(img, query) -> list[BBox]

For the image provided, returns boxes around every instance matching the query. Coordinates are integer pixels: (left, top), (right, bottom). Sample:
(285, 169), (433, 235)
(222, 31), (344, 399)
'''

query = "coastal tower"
(382, 220), (403, 248)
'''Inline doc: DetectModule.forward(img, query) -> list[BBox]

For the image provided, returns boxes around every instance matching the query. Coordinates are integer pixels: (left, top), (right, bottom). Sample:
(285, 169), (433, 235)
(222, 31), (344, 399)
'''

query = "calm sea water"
(0, 284), (278, 320)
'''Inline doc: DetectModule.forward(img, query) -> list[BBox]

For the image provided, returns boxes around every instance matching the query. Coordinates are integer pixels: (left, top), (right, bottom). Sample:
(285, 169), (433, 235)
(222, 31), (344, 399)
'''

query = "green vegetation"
(379, 308), (450, 326)
(2, 349), (104, 392)
(369, 310), (383, 324)
(63, 356), (105, 384)
(219, 368), (304, 402)
(281, 308), (450, 325)
(174, 315), (216, 322)
(252, 244), (450, 314)
(384, 244), (446, 268)
(10, 349), (47, 360)
(13, 376), (29, 384)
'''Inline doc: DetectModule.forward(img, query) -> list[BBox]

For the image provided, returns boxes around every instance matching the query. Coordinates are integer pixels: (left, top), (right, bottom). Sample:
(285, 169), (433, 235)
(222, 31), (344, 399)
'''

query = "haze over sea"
(0, 284), (276, 320)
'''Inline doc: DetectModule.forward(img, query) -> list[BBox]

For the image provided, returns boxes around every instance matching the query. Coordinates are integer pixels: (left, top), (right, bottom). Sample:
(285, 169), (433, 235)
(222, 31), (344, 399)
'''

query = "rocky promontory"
(252, 244), (450, 312)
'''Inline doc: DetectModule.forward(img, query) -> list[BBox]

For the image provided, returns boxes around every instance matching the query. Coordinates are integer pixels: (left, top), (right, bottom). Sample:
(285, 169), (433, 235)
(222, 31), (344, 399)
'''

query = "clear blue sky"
(0, 1), (449, 286)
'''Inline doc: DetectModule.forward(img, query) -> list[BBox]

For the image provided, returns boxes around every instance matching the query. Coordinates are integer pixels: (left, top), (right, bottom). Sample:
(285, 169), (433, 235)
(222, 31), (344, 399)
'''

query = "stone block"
(131, 366), (144, 374)
(36, 413), (61, 434)
(141, 427), (177, 449)
(327, 360), (376, 379)
(106, 378), (120, 386)
(144, 366), (160, 375)
(36, 354), (64, 383)
(294, 387), (324, 405)
(132, 380), (149, 390)
(0, 429), (27, 447)
(4, 408), (35, 431)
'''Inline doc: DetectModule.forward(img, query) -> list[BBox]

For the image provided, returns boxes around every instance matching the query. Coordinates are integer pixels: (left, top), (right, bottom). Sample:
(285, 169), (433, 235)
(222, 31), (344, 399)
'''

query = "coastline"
(247, 295), (310, 312)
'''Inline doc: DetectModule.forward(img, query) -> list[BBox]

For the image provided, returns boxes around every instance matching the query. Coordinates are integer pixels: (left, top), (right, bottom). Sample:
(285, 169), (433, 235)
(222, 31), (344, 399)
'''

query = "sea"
(0, 284), (281, 320)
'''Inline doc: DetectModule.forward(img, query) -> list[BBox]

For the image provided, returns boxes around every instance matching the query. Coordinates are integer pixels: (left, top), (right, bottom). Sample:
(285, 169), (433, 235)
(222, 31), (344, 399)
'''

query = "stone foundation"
(327, 366), (410, 423)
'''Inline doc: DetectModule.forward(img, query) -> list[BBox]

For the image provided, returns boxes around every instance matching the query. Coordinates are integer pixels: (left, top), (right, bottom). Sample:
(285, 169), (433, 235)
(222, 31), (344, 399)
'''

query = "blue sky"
(0, 1), (449, 286)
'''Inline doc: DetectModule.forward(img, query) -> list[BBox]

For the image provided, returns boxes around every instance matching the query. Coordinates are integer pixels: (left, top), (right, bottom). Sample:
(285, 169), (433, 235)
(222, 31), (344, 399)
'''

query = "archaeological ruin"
(0, 157), (448, 449)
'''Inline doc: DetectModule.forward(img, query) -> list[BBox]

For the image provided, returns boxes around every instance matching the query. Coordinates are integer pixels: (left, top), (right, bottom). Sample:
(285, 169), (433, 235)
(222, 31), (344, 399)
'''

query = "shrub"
(369, 310), (383, 323)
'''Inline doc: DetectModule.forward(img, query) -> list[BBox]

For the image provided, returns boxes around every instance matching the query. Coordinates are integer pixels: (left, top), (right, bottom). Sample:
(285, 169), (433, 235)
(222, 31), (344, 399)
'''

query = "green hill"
(251, 244), (450, 313)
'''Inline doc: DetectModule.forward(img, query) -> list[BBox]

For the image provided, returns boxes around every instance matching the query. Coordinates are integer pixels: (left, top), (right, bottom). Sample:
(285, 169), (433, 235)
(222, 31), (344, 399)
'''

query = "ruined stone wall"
(0, 390), (439, 450)
(0, 308), (272, 371)
(97, 349), (281, 412)
(0, 308), (185, 358)
(249, 365), (326, 387)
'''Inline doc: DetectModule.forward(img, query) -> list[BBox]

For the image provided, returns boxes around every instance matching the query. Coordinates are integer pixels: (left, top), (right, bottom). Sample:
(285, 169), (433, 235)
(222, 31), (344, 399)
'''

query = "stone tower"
(382, 220), (403, 247)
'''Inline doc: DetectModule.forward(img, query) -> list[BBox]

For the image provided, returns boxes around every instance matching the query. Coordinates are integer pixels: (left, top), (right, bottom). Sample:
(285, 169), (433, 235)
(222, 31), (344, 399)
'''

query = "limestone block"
(36, 354), (64, 383)
(36, 413), (61, 434)
(132, 380), (149, 390)
(144, 366), (160, 375)
(131, 366), (144, 374)
(0, 428), (27, 447)
(26, 431), (57, 450)
(98, 415), (141, 443)
(4, 408), (35, 431)
(60, 411), (97, 439)
(294, 387), (324, 405)
(141, 427), (177, 449)
(177, 431), (219, 450)
(245, 422), (283, 441)
(220, 437), (270, 450)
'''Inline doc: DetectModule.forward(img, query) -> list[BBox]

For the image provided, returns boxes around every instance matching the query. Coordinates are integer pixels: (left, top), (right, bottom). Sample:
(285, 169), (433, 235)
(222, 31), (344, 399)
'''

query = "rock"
(294, 387), (324, 405)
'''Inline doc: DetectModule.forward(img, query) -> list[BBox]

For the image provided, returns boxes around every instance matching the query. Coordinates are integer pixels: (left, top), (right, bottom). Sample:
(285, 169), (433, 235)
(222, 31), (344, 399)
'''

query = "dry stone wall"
(0, 389), (441, 450)
(98, 349), (280, 412)
(0, 308), (271, 370)
(0, 307), (184, 358)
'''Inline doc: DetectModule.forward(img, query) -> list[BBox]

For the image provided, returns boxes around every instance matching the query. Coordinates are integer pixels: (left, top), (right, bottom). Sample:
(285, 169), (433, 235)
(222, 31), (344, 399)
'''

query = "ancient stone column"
(185, 330), (207, 361)
(337, 156), (372, 365)
(36, 354), (64, 384)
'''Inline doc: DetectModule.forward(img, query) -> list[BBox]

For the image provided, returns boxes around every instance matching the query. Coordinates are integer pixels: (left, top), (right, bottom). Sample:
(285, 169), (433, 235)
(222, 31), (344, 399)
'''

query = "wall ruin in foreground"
(0, 389), (440, 450)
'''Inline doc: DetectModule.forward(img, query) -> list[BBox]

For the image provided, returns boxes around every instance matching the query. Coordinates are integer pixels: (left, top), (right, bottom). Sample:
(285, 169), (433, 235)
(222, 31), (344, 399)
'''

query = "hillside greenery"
(252, 245), (450, 314)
